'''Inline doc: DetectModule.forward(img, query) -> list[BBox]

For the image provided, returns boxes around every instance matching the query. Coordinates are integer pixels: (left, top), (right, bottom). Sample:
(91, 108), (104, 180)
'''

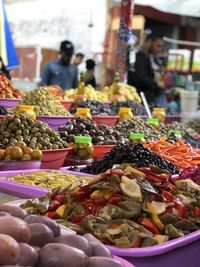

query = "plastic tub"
(92, 115), (119, 127)
(0, 180), (49, 198)
(0, 168), (96, 198)
(0, 160), (41, 171)
(108, 230), (200, 267)
(36, 115), (73, 131)
(114, 256), (135, 267)
(140, 115), (181, 123)
(0, 98), (21, 108)
(64, 157), (93, 166)
(60, 100), (74, 110)
(41, 148), (71, 169)
(93, 145), (114, 160)
(165, 115), (181, 123)
(0, 169), (60, 198)
(60, 166), (96, 178)
(181, 91), (199, 113)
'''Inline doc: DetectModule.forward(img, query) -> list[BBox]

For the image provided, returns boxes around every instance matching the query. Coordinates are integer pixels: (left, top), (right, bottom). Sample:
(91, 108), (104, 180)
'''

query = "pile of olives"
(69, 101), (178, 116)
(114, 117), (162, 141)
(0, 204), (124, 267)
(160, 121), (196, 137)
(0, 141), (42, 161)
(21, 87), (69, 116)
(0, 114), (67, 150)
(70, 100), (114, 116)
(59, 117), (127, 145)
(82, 143), (179, 175)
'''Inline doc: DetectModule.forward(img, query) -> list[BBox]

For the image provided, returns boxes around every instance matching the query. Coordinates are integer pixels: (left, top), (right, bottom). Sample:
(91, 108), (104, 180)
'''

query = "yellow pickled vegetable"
(9, 171), (92, 190)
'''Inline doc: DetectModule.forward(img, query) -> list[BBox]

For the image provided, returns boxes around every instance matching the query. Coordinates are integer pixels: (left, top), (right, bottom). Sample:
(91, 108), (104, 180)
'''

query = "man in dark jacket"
(128, 34), (165, 103)
(0, 56), (11, 79)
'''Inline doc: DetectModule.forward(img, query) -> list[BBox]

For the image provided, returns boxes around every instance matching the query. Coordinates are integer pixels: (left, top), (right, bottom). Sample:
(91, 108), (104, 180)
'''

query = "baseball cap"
(60, 40), (74, 54)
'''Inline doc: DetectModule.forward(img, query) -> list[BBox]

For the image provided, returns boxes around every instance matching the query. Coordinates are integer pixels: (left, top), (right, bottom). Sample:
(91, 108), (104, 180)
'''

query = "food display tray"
(0, 169), (94, 198)
(108, 230), (200, 267)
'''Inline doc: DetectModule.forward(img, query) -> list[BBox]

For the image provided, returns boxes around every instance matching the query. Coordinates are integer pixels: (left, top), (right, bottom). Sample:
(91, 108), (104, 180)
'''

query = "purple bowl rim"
(0, 160), (41, 163)
(114, 255), (135, 267)
(0, 179), (50, 192)
(107, 230), (200, 257)
(0, 98), (22, 101)
(36, 115), (74, 119)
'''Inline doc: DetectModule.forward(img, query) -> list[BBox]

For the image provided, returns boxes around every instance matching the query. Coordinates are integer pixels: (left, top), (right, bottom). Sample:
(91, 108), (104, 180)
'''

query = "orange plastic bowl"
(93, 145), (115, 160)
(92, 116), (119, 127)
(60, 101), (73, 110)
(41, 148), (71, 169)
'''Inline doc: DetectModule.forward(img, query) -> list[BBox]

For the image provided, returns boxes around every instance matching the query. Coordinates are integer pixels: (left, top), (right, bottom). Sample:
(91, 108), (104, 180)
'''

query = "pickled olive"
(21, 87), (69, 116)
(0, 115), (67, 151)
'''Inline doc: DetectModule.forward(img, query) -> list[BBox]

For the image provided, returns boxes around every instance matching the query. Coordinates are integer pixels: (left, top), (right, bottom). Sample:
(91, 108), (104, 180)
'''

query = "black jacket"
(128, 50), (157, 103)
(0, 57), (11, 80)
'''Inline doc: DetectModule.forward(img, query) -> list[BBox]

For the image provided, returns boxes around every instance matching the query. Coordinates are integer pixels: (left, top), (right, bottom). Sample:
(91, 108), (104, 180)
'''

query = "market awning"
(115, 0), (200, 17)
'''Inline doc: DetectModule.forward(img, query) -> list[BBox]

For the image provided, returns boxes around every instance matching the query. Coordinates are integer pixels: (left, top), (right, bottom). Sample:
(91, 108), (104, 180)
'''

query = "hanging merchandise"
(116, 0), (134, 79)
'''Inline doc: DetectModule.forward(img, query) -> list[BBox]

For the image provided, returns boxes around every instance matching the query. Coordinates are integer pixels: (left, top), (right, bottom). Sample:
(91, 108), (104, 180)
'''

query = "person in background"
(0, 56), (11, 79)
(39, 40), (78, 90)
(74, 53), (85, 77)
(74, 53), (84, 66)
(84, 59), (96, 88)
(128, 34), (165, 104)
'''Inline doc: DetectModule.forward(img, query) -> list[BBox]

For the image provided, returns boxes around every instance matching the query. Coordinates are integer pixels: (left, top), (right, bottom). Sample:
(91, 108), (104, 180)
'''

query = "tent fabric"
(135, 0), (200, 17)
(0, 0), (19, 69)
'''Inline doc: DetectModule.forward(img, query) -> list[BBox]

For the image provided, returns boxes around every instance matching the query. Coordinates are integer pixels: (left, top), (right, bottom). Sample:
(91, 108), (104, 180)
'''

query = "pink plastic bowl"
(41, 148), (71, 169)
(93, 145), (114, 160)
(60, 100), (73, 110)
(0, 98), (21, 108)
(36, 115), (73, 131)
(92, 115), (119, 127)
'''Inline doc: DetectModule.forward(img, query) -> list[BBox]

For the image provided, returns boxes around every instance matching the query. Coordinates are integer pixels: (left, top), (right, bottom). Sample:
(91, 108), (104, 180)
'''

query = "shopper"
(74, 53), (84, 66)
(0, 56), (11, 79)
(128, 34), (165, 103)
(39, 40), (78, 90)
(84, 59), (96, 88)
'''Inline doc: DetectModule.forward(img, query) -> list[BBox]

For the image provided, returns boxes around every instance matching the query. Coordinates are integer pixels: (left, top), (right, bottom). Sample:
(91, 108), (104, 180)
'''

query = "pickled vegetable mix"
(23, 165), (200, 248)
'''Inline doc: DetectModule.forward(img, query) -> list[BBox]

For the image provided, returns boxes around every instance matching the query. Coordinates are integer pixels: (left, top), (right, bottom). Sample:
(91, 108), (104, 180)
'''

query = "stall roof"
(115, 0), (200, 18)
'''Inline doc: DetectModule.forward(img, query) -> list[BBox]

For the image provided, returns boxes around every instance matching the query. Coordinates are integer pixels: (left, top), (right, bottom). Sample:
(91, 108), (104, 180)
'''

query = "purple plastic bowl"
(0, 180), (49, 198)
(140, 115), (181, 123)
(0, 160), (41, 171)
(0, 169), (96, 198)
(114, 256), (135, 267)
(0, 98), (21, 108)
(60, 167), (97, 178)
(36, 115), (73, 130)
(0, 169), (55, 198)
(108, 230), (200, 267)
